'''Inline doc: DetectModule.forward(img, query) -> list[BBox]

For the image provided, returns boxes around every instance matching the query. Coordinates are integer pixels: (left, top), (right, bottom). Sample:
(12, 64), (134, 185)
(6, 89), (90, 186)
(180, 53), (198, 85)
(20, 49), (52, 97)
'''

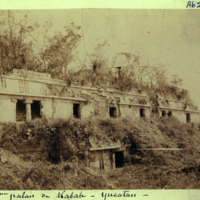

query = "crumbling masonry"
(0, 69), (199, 170)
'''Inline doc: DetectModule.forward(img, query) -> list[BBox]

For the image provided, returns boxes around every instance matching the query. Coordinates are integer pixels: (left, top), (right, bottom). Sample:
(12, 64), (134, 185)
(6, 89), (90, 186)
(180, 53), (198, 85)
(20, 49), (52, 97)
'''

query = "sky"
(2, 9), (200, 107)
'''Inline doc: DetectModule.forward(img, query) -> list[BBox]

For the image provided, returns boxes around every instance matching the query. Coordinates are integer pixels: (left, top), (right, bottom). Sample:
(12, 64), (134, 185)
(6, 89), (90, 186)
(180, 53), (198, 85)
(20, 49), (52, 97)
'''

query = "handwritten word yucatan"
(101, 191), (136, 200)
(186, 1), (200, 8)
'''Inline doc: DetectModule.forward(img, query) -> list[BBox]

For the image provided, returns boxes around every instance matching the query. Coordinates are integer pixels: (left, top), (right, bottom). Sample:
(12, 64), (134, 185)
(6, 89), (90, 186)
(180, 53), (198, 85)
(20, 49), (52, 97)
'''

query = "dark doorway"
(109, 107), (116, 118)
(31, 101), (41, 119)
(140, 109), (145, 117)
(168, 111), (172, 117)
(186, 113), (190, 123)
(162, 111), (166, 117)
(16, 100), (26, 122)
(73, 104), (80, 118)
(115, 151), (124, 168)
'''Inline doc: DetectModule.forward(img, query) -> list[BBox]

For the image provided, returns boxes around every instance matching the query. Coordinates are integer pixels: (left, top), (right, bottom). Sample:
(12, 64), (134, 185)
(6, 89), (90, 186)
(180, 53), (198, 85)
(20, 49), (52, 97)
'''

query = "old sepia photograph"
(0, 9), (200, 190)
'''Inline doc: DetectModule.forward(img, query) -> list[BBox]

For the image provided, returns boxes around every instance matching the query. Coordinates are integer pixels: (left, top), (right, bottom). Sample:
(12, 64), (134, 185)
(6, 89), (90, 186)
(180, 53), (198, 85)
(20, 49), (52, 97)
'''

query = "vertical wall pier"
(25, 99), (33, 122)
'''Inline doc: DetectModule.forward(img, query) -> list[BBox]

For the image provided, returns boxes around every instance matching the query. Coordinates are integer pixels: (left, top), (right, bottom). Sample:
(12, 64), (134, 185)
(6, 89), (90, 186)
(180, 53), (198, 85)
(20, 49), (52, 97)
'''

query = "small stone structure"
(84, 136), (130, 170)
(86, 145), (130, 171)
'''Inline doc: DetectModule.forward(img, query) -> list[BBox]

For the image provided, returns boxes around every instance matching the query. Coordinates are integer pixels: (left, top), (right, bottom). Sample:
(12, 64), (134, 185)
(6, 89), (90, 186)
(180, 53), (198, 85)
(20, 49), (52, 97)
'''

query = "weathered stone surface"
(0, 70), (198, 124)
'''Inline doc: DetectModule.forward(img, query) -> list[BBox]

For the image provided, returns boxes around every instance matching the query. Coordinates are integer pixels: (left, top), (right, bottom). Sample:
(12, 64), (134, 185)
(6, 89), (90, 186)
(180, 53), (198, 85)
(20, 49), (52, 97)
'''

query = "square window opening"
(31, 101), (41, 119)
(73, 104), (80, 118)
(167, 111), (172, 117)
(16, 100), (26, 122)
(140, 109), (145, 117)
(162, 111), (166, 117)
(109, 107), (116, 118)
(186, 113), (191, 123)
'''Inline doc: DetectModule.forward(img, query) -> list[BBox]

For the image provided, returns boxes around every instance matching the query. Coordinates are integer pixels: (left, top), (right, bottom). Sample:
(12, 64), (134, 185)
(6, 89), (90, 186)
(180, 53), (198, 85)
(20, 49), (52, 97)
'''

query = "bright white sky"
(3, 9), (200, 107)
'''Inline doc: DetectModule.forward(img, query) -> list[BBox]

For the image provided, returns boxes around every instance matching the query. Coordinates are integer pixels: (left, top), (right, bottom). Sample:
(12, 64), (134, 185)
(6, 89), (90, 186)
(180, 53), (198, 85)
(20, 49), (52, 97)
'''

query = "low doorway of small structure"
(31, 101), (41, 119)
(115, 151), (124, 168)
(16, 100), (26, 122)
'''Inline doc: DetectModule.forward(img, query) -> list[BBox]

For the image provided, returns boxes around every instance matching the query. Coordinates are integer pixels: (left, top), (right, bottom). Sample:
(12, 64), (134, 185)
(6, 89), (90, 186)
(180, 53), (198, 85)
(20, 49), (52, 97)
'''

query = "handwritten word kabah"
(186, 1), (200, 8)
(102, 191), (136, 200)
(10, 192), (34, 200)
(56, 191), (86, 199)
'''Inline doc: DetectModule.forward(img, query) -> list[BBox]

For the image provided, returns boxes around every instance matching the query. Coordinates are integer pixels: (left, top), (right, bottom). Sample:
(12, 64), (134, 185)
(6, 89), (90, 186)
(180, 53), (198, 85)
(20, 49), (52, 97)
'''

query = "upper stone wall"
(158, 97), (198, 112)
(1, 70), (199, 112)
(0, 70), (150, 107)
(11, 69), (51, 81)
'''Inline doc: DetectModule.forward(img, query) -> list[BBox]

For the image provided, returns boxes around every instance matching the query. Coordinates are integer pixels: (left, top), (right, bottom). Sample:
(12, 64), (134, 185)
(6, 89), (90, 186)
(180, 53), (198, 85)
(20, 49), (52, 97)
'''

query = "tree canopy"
(0, 11), (190, 101)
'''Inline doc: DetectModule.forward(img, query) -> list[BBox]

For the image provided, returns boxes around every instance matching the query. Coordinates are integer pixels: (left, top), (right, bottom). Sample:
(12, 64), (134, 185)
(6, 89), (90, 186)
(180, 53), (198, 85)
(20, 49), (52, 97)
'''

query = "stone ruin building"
(158, 96), (199, 123)
(0, 69), (199, 170)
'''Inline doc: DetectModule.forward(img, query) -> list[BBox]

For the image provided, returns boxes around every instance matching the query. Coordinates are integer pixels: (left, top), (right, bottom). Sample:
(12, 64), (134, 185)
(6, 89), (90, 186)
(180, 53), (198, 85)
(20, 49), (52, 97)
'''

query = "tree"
(41, 22), (81, 78)
(0, 11), (40, 74)
(62, 41), (111, 88)
(89, 41), (110, 71)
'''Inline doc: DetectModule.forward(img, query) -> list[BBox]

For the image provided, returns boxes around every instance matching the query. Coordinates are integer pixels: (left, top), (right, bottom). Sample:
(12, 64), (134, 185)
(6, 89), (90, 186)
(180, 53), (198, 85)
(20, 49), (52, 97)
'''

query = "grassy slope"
(1, 117), (200, 189)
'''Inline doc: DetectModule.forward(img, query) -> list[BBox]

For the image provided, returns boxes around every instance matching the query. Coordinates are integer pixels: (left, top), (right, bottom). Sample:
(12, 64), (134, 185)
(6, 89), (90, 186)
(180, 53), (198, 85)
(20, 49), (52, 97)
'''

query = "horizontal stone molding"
(3, 75), (149, 98)
(159, 106), (200, 113)
(118, 102), (150, 107)
(0, 91), (87, 102)
(90, 145), (120, 151)
(158, 97), (186, 103)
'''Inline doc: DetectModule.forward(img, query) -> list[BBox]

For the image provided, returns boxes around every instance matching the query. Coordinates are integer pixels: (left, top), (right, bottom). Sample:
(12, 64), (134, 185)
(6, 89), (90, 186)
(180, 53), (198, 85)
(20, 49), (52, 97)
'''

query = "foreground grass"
(1, 148), (200, 190)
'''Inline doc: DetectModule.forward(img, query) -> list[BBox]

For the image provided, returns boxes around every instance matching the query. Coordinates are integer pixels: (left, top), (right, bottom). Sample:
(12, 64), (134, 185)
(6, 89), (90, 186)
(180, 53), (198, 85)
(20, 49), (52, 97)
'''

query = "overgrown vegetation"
(1, 117), (199, 163)
(0, 10), (198, 190)
(0, 11), (191, 103)
(1, 116), (200, 189)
